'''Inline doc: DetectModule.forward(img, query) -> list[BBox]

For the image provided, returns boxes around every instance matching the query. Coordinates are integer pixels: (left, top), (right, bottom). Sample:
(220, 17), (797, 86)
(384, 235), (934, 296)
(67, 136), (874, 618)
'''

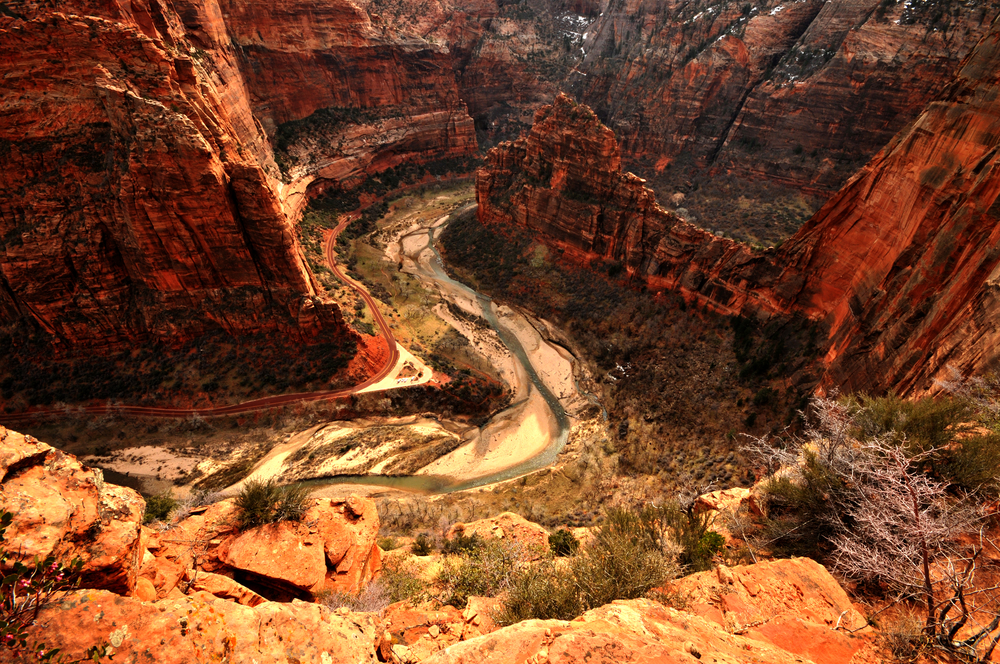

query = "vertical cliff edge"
(478, 15), (1000, 394)
(0, 0), (477, 350)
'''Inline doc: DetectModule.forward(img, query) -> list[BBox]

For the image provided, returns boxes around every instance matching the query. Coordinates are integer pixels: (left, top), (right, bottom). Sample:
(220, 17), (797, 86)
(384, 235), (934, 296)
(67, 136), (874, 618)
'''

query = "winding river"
(310, 206), (573, 494)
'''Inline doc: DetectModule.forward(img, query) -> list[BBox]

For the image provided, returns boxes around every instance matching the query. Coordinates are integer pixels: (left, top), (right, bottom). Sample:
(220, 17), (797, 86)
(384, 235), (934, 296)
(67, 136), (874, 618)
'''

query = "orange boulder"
(0, 427), (143, 595)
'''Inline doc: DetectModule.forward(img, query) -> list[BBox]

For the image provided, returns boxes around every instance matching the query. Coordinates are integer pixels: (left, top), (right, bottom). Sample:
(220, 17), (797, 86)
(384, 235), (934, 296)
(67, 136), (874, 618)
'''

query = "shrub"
(495, 561), (582, 625)
(640, 503), (724, 573)
(380, 555), (428, 604)
(411, 533), (434, 556)
(441, 532), (483, 556)
(377, 537), (401, 551)
(322, 580), (390, 614)
(571, 507), (678, 610)
(943, 432), (1000, 491)
(756, 450), (849, 557)
(1, 511), (109, 662)
(234, 479), (309, 530)
(549, 528), (579, 557)
(437, 539), (520, 608)
(142, 492), (177, 524)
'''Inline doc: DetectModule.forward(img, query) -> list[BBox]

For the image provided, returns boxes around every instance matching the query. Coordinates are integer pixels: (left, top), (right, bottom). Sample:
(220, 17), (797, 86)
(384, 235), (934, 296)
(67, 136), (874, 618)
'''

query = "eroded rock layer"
(479, 13), (1000, 393)
(575, 0), (1000, 194)
(0, 0), (477, 349)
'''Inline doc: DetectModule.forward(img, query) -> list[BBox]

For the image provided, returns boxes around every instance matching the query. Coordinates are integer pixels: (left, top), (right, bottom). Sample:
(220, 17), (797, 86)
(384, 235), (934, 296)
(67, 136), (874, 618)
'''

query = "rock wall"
(477, 94), (769, 315)
(0, 0), (477, 351)
(479, 11), (1000, 394)
(773, 19), (1000, 392)
(574, 0), (1000, 194)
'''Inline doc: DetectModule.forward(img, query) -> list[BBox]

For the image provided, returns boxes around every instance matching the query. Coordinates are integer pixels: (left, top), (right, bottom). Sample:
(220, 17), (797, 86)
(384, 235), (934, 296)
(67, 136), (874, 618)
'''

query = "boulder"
(0, 427), (143, 595)
(183, 569), (266, 607)
(668, 558), (873, 664)
(447, 512), (549, 554)
(693, 487), (752, 514)
(225, 521), (328, 598)
(149, 494), (381, 601)
(28, 589), (383, 663)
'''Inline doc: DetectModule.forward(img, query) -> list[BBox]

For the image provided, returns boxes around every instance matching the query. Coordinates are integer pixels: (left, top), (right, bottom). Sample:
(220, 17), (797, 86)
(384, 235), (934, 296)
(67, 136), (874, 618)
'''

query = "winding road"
(0, 215), (401, 422)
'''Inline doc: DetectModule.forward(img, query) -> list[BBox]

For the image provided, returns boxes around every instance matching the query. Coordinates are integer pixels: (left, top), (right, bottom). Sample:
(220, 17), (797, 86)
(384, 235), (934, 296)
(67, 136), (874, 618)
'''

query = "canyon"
(3, 0), (1000, 661)
(3, 0), (997, 356)
(477, 11), (1000, 394)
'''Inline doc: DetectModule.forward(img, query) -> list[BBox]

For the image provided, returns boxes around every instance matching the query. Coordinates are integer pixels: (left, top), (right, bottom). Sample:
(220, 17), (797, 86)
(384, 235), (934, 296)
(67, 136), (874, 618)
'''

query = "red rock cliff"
(0, 0), (478, 350)
(574, 0), (999, 195)
(477, 94), (771, 315)
(773, 18), (1000, 393)
(479, 14), (1000, 394)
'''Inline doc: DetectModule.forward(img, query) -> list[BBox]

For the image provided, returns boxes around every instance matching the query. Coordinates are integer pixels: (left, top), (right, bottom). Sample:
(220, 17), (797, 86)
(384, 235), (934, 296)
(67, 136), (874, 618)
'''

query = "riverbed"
(241, 199), (586, 494)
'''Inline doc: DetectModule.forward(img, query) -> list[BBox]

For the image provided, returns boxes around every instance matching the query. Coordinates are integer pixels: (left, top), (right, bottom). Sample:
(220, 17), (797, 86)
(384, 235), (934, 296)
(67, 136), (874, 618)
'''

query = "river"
(306, 205), (574, 494)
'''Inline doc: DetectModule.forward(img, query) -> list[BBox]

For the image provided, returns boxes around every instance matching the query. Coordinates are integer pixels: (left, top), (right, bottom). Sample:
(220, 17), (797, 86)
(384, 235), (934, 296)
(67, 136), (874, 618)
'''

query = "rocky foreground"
(0, 425), (881, 663)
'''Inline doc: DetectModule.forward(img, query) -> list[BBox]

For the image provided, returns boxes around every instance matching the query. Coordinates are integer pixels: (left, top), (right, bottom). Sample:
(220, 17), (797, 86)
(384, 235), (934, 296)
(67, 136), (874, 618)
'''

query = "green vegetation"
(495, 561), (582, 624)
(233, 479), (310, 530)
(548, 528), (579, 557)
(570, 507), (680, 609)
(141, 491), (177, 525)
(437, 538), (521, 608)
(441, 531), (484, 556)
(411, 533), (434, 556)
(438, 505), (705, 625)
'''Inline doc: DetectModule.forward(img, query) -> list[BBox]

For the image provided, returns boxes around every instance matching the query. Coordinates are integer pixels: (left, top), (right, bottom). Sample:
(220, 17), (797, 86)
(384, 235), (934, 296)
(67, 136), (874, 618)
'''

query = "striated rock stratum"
(574, 0), (1000, 195)
(0, 0), (476, 350)
(478, 14), (1000, 394)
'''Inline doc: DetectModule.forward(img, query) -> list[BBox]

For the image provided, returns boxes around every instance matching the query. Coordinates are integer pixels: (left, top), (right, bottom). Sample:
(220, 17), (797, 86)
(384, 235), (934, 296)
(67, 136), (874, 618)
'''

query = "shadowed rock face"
(0, 0), (476, 350)
(479, 16), (1000, 394)
(775, 21), (1000, 393)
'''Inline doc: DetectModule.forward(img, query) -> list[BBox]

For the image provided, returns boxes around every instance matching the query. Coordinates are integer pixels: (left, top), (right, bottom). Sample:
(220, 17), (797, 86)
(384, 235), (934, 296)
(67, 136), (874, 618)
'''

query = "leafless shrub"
(322, 579), (391, 614)
(743, 395), (1000, 661)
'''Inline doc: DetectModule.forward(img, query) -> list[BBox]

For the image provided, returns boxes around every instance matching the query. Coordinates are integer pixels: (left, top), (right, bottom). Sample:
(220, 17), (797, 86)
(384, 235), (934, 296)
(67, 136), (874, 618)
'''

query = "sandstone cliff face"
(0, 0), (478, 351)
(479, 11), (1000, 394)
(477, 94), (769, 315)
(772, 18), (1000, 393)
(0, 4), (329, 348)
(574, 0), (999, 195)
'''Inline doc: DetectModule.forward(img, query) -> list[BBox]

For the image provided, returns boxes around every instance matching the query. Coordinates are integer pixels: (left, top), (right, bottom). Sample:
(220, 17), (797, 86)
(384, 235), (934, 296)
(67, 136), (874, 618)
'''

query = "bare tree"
(743, 396), (1000, 661)
(828, 441), (981, 632)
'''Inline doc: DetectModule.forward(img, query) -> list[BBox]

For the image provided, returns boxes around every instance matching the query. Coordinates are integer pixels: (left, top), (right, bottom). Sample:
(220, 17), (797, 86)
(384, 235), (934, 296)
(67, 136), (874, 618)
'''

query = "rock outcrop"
(477, 94), (766, 313)
(669, 558), (871, 664)
(446, 511), (551, 553)
(31, 589), (385, 664)
(479, 15), (1000, 393)
(0, 426), (143, 595)
(771, 21), (1000, 392)
(140, 494), (381, 602)
(5, 424), (890, 663)
(421, 596), (873, 664)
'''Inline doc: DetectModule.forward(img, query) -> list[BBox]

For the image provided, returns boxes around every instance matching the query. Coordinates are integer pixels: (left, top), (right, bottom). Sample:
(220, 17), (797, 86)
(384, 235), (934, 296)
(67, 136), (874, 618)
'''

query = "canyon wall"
(0, 0), (477, 350)
(574, 0), (999, 195)
(479, 11), (1000, 394)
